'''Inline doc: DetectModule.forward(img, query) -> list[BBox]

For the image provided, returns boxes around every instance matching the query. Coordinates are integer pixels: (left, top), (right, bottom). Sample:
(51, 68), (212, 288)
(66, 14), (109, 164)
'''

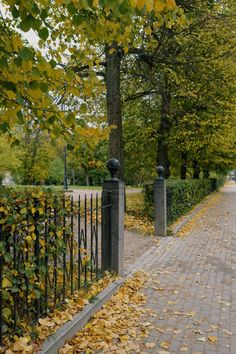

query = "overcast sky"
(0, 3), (40, 49)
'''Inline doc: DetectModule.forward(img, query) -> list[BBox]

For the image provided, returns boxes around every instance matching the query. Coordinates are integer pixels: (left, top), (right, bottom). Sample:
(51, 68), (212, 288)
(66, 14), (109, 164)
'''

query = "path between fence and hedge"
(124, 181), (236, 354)
(59, 181), (236, 353)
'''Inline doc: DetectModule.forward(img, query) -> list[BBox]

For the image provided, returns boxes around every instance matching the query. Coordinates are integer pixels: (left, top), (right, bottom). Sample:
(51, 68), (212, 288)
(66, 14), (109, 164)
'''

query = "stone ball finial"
(107, 158), (120, 180)
(157, 166), (165, 179)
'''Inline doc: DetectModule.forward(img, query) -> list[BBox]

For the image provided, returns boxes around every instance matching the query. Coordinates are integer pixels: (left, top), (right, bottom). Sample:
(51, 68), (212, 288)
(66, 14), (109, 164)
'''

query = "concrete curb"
(38, 278), (125, 354)
(171, 190), (219, 235)
(38, 188), (222, 353)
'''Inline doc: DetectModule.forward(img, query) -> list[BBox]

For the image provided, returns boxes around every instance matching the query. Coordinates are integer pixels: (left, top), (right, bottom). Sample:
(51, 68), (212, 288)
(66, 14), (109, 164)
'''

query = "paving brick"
(125, 182), (236, 353)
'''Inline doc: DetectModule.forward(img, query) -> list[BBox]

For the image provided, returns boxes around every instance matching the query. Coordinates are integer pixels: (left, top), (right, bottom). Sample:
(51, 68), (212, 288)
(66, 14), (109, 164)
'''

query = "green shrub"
(143, 177), (225, 225)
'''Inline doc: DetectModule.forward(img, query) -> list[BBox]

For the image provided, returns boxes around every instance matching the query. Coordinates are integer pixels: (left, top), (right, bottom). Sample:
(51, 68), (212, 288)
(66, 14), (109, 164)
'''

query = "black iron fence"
(0, 191), (112, 345)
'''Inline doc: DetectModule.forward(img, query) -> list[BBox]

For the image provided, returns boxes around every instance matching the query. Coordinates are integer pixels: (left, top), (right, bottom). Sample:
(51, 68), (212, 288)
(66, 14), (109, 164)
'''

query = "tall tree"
(122, 0), (236, 178)
(2, 0), (181, 179)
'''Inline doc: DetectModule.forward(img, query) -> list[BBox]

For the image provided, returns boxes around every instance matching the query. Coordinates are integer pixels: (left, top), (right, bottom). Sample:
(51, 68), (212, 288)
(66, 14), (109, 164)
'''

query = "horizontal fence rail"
(0, 191), (112, 345)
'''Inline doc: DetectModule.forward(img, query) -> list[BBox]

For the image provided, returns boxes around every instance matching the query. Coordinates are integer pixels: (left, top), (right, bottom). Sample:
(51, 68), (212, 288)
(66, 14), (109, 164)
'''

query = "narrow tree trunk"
(85, 169), (89, 186)
(157, 88), (171, 179)
(71, 169), (76, 185)
(105, 43), (124, 180)
(181, 152), (187, 179)
(193, 160), (200, 179)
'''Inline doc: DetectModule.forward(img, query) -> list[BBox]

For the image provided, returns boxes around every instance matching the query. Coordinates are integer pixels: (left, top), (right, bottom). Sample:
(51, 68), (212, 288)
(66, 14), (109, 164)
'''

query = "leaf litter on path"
(3, 273), (116, 353)
(59, 271), (150, 353)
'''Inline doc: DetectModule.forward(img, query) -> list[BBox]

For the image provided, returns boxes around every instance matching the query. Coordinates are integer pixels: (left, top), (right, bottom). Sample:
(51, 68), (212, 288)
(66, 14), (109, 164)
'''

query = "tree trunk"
(71, 169), (76, 185)
(105, 43), (124, 180)
(85, 169), (89, 186)
(157, 87), (171, 179)
(181, 152), (187, 179)
(193, 160), (200, 179)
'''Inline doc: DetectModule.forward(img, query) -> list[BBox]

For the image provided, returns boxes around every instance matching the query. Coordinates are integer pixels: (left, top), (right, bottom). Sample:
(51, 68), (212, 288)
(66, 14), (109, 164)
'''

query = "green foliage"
(46, 157), (64, 185)
(122, 0), (236, 179)
(0, 135), (21, 179)
(143, 177), (225, 224)
(0, 0), (180, 136)
(0, 188), (91, 338)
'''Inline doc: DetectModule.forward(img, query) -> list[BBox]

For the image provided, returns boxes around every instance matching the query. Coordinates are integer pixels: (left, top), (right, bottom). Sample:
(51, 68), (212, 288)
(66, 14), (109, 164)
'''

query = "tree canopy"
(0, 0), (235, 183)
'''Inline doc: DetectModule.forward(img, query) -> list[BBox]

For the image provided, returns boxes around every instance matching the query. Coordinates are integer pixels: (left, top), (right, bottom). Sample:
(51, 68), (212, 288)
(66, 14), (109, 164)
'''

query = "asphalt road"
(66, 187), (141, 201)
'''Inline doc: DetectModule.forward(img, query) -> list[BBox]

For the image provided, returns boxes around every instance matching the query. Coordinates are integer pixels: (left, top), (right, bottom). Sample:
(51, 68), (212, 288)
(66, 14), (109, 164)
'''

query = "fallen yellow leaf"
(208, 335), (217, 343)
(38, 317), (55, 327)
(186, 310), (196, 317)
(145, 342), (156, 348)
(160, 341), (171, 349)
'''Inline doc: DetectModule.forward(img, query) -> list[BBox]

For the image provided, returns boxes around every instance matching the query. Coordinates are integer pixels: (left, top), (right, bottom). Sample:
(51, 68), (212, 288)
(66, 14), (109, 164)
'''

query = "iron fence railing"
(0, 192), (112, 345)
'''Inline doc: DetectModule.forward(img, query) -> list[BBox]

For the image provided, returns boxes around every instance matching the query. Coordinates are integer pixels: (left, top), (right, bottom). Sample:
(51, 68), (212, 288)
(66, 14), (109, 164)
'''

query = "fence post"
(154, 166), (167, 236)
(102, 158), (124, 275)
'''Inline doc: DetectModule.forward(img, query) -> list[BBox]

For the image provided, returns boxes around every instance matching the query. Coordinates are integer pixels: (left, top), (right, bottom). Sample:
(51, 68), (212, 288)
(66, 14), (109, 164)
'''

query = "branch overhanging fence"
(0, 190), (112, 344)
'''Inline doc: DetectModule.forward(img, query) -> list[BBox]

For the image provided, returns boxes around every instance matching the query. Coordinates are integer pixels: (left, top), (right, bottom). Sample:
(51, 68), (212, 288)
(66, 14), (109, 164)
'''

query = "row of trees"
(0, 0), (235, 185)
(123, 0), (236, 182)
(0, 124), (109, 185)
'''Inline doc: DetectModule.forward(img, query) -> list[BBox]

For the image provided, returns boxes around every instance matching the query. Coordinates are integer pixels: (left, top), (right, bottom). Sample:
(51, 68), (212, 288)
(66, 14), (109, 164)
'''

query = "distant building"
(2, 172), (14, 186)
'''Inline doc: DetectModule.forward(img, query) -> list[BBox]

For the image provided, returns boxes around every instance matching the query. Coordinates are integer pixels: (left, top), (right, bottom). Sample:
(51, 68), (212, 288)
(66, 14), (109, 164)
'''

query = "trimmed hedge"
(143, 177), (225, 225)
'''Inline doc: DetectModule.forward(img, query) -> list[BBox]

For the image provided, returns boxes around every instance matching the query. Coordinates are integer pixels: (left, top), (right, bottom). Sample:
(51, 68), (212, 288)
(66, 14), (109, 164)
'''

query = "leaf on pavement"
(208, 335), (217, 343)
(160, 341), (171, 349)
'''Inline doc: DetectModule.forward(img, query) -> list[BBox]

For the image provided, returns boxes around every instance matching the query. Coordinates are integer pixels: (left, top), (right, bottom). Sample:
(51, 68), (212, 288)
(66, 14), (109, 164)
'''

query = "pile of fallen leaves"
(3, 273), (116, 354)
(59, 271), (149, 353)
(125, 194), (154, 235)
(175, 193), (221, 237)
(124, 214), (154, 235)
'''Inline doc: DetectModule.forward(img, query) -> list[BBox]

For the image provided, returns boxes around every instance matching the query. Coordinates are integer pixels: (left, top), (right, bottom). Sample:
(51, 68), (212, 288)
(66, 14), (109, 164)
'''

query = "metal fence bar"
(44, 198), (49, 313)
(95, 193), (99, 280)
(70, 196), (74, 294)
(78, 195), (81, 290)
(62, 196), (66, 300)
(53, 196), (58, 308)
(0, 225), (3, 347)
(26, 198), (29, 318)
(0, 187), (112, 343)
(13, 231), (17, 329)
(84, 194), (87, 286)
(34, 198), (40, 318)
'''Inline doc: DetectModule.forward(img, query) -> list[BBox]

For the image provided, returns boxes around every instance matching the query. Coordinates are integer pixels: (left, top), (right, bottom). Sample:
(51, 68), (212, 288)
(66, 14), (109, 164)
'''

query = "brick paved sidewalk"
(126, 182), (236, 354)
